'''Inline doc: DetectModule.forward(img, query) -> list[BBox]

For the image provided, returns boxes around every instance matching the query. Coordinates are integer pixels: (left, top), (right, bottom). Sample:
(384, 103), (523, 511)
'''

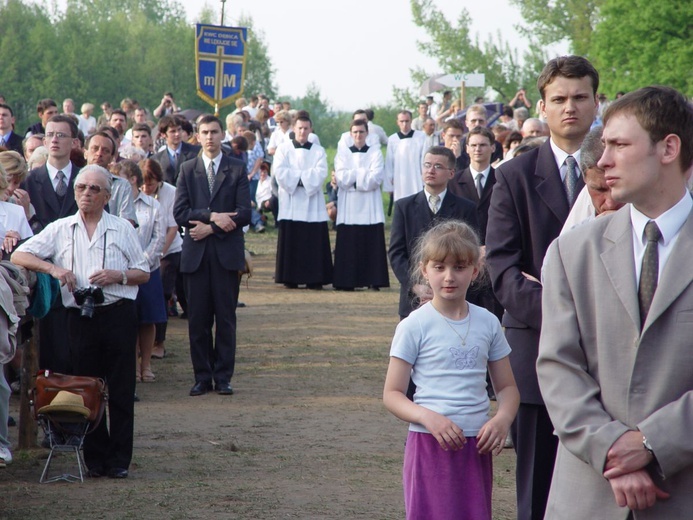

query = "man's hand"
(189, 221), (213, 241)
(608, 469), (670, 510)
(604, 430), (653, 479)
(210, 212), (238, 232)
(449, 138), (462, 158)
(50, 265), (77, 291)
(89, 269), (124, 287)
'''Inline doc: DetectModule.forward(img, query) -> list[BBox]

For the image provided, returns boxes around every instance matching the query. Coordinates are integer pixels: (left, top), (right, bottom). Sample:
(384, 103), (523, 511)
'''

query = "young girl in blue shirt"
(384, 220), (519, 520)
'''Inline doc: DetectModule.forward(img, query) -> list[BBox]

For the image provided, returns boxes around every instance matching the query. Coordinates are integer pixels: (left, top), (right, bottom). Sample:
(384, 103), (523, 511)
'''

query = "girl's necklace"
(432, 302), (472, 347)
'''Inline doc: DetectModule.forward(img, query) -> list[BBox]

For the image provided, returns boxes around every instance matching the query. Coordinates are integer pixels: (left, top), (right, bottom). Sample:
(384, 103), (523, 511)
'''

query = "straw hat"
(37, 391), (90, 417)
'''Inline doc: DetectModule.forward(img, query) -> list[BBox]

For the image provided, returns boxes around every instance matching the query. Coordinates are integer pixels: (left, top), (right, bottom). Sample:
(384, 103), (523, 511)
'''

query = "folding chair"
(31, 372), (107, 483)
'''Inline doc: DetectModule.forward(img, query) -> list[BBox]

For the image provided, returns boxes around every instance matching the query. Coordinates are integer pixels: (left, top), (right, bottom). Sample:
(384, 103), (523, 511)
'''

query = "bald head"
(521, 118), (547, 137)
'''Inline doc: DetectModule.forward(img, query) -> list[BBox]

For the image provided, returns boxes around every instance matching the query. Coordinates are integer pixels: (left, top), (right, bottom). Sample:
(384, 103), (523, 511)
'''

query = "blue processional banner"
(195, 24), (248, 110)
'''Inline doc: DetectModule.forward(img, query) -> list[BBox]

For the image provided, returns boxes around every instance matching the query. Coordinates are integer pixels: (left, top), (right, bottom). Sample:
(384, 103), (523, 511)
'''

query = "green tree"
(237, 15), (278, 100)
(408, 0), (545, 106)
(280, 84), (350, 148)
(509, 0), (604, 56)
(589, 0), (693, 95)
(0, 0), (278, 130)
(0, 0), (55, 126)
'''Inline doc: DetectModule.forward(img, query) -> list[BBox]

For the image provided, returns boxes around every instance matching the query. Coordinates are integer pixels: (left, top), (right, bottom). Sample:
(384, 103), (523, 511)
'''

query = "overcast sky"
(183, 0), (568, 110)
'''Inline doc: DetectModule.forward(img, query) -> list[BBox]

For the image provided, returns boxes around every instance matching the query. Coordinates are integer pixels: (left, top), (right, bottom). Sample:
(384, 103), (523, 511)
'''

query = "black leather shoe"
(107, 467), (128, 479)
(87, 467), (105, 478)
(215, 382), (234, 395)
(190, 381), (212, 396)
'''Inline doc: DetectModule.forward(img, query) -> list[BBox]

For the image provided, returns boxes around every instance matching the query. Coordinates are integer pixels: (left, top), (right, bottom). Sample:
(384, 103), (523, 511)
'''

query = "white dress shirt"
(16, 211), (148, 308)
(631, 192), (692, 283)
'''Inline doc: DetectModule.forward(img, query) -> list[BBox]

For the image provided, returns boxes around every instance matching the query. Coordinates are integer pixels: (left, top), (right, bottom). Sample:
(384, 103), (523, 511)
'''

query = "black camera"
(73, 287), (105, 319)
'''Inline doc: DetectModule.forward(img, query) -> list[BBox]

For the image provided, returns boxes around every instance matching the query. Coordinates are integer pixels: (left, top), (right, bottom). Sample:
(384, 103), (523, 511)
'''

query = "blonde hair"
(27, 146), (49, 170)
(0, 151), (28, 182)
(410, 220), (481, 286)
(0, 163), (8, 193)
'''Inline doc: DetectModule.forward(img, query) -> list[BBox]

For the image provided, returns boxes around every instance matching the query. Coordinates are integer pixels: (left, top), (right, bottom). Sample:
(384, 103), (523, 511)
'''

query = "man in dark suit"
(0, 104), (24, 154)
(450, 105), (503, 171)
(389, 146), (478, 320)
(448, 125), (501, 320)
(485, 55), (599, 520)
(23, 114), (81, 374)
(173, 115), (251, 397)
(154, 115), (200, 186)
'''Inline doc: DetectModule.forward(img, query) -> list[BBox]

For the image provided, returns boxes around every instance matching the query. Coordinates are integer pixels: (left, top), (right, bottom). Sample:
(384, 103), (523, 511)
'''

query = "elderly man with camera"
(12, 164), (149, 479)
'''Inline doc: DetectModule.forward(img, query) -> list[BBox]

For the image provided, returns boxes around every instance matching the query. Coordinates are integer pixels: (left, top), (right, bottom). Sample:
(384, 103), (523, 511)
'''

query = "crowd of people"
(1, 53), (692, 520)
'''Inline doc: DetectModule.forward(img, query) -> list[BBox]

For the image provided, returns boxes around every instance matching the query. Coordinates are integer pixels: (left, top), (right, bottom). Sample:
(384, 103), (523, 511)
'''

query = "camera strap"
(71, 226), (107, 274)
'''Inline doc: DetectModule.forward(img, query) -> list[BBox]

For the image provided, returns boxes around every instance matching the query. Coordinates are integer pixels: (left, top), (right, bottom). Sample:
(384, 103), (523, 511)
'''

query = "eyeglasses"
(423, 162), (451, 172)
(45, 132), (72, 140)
(75, 183), (105, 194)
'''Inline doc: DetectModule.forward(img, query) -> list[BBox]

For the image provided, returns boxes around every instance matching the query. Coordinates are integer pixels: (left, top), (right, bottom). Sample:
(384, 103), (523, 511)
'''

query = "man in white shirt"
(13, 165), (149, 479)
(384, 110), (426, 201)
(538, 86), (693, 518)
(273, 115), (332, 289)
(365, 109), (388, 147)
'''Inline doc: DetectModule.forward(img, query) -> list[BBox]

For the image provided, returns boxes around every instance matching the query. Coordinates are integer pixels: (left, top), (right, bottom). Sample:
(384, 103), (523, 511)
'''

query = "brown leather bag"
(32, 370), (108, 424)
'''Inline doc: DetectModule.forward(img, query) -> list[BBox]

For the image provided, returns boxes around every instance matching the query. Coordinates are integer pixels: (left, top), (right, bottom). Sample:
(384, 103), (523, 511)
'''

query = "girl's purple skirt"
(403, 431), (493, 520)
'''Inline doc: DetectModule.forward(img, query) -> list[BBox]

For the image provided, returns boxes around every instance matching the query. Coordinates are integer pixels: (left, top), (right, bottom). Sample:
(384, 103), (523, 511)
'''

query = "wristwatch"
(643, 436), (655, 458)
(121, 270), (128, 285)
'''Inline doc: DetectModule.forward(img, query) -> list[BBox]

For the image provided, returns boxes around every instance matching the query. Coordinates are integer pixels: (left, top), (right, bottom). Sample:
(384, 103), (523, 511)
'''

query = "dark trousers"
(155, 251), (181, 343)
(38, 303), (72, 373)
(184, 251), (240, 386)
(511, 403), (559, 520)
(67, 300), (137, 471)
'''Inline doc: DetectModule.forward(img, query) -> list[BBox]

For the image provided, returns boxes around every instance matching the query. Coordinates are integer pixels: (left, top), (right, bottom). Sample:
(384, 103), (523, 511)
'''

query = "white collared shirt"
(631, 192), (692, 282)
(133, 192), (165, 271)
(16, 211), (148, 308)
(549, 139), (582, 183)
(46, 162), (73, 192)
(469, 165), (491, 191)
(424, 187), (447, 213)
(201, 152), (222, 176)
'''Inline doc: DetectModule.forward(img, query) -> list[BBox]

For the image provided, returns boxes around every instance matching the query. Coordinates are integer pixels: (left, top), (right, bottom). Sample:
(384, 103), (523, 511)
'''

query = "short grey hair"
(75, 164), (112, 193)
(579, 126), (604, 176)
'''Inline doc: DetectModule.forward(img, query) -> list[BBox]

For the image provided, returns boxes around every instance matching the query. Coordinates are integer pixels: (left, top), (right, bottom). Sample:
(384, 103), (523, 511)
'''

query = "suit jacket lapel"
(479, 167), (495, 206)
(455, 169), (478, 202)
(59, 165), (78, 217)
(534, 141), (582, 224)
(644, 206), (693, 330)
(210, 156), (227, 201)
(414, 191), (434, 225)
(38, 166), (61, 216)
(601, 208), (641, 331)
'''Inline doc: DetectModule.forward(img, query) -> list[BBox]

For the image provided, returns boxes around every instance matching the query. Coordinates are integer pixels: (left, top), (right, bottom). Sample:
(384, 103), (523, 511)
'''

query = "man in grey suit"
(485, 56), (599, 520)
(538, 86), (693, 518)
(173, 115), (250, 397)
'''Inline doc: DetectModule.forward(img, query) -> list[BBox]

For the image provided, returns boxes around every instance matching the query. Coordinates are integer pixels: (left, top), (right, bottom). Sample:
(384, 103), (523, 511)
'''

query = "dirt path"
(1, 232), (516, 519)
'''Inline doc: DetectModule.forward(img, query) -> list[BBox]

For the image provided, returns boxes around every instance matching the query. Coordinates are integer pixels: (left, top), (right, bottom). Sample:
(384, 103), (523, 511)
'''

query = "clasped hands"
(603, 430), (670, 511)
(190, 212), (237, 241)
(50, 266), (122, 292)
